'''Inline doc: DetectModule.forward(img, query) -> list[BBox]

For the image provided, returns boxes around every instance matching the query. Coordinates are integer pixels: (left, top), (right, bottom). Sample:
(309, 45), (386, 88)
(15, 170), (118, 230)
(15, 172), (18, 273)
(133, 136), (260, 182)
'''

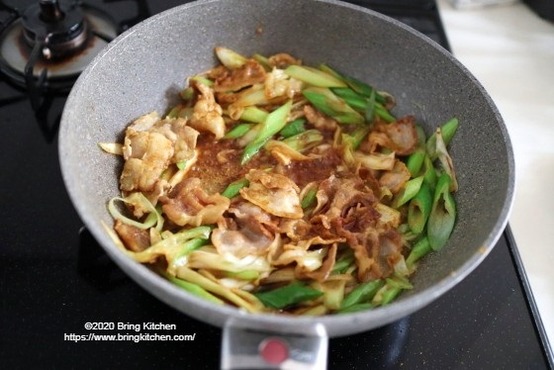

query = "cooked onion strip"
(175, 266), (263, 313)
(108, 192), (163, 231)
(98, 142), (123, 155)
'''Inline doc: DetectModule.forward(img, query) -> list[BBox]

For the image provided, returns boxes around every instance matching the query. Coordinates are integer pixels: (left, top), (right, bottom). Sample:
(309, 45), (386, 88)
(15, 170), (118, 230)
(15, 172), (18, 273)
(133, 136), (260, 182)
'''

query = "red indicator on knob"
(259, 337), (289, 365)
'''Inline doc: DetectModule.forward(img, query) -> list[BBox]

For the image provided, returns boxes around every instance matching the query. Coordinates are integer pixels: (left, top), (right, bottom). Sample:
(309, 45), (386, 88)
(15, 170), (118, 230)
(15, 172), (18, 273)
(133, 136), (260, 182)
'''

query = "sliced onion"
(108, 192), (163, 231)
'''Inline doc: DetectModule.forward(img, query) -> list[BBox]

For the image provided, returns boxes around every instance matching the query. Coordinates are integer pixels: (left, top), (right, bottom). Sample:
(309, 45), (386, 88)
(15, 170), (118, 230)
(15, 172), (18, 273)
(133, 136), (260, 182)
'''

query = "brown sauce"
(282, 147), (343, 188)
(188, 136), (277, 194)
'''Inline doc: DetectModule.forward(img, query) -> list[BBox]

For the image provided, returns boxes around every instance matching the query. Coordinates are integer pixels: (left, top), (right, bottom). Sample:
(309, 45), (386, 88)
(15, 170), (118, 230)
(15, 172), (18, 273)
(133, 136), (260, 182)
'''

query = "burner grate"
(0, 0), (154, 112)
(0, 1), (120, 110)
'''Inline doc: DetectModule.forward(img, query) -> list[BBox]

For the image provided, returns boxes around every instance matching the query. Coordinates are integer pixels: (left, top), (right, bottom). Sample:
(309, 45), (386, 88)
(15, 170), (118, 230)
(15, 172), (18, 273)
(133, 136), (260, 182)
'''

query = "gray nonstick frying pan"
(59, 1), (515, 368)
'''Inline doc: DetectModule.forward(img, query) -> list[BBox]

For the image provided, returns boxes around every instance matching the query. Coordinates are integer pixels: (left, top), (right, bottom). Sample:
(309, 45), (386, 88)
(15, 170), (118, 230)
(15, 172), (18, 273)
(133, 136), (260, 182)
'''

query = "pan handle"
(221, 319), (328, 369)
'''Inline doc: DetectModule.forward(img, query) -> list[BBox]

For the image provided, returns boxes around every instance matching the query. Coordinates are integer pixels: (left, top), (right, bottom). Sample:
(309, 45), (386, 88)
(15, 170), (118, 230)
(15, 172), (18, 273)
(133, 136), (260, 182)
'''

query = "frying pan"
(58, 0), (515, 368)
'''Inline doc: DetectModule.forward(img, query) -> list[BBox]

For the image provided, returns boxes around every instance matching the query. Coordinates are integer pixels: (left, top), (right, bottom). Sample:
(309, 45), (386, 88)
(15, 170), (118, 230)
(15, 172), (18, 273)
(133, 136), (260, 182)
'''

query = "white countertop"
(437, 0), (554, 353)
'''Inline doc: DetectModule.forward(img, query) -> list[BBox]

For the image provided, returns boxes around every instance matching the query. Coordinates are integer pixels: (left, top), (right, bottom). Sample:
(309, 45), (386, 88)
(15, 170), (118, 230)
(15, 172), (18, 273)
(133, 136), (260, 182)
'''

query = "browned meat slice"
(211, 201), (278, 259)
(161, 177), (230, 226)
(378, 160), (411, 194)
(120, 131), (173, 192)
(189, 82), (226, 139)
(373, 229), (404, 278)
(119, 112), (200, 196)
(240, 169), (303, 219)
(114, 220), (150, 252)
(308, 175), (385, 282)
(365, 116), (418, 156)
(213, 59), (267, 93)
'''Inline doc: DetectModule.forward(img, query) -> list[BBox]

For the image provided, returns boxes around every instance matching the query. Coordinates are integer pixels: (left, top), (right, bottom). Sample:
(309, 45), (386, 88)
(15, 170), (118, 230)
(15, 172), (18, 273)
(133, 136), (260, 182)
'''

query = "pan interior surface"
(59, 0), (514, 337)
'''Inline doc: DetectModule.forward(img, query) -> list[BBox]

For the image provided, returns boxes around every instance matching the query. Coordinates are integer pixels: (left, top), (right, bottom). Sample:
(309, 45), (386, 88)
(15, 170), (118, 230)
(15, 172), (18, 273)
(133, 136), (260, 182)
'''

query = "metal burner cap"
(22, 0), (88, 60)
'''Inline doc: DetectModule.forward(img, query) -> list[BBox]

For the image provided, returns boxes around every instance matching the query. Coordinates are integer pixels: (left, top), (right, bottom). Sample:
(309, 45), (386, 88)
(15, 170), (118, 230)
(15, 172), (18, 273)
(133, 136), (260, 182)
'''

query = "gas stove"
(0, 1), (551, 368)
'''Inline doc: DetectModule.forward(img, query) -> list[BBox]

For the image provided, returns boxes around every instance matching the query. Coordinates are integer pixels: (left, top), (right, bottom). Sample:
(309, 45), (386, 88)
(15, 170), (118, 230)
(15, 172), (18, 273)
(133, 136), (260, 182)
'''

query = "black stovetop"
(0, 0), (552, 368)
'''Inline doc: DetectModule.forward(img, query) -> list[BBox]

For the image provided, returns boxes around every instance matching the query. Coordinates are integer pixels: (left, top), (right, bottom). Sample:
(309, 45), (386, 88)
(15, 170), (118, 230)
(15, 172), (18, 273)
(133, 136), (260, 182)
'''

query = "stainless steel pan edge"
(58, 0), (515, 342)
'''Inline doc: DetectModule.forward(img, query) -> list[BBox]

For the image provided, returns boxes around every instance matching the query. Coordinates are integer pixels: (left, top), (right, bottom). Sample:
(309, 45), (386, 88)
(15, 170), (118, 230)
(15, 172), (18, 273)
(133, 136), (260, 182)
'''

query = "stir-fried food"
(101, 47), (459, 315)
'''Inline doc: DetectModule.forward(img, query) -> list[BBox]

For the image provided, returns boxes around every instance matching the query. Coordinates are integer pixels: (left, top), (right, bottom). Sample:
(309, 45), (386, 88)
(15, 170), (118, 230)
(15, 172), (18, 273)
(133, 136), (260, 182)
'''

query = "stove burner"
(22, 0), (88, 60)
(0, 1), (119, 109)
